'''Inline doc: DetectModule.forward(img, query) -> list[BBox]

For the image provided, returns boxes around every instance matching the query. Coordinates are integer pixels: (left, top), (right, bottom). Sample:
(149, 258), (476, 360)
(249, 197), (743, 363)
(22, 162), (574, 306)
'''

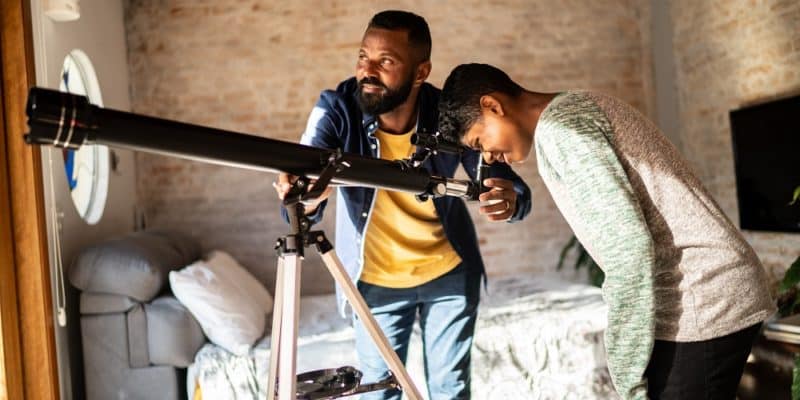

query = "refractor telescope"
(27, 86), (486, 400)
(24, 87), (480, 200)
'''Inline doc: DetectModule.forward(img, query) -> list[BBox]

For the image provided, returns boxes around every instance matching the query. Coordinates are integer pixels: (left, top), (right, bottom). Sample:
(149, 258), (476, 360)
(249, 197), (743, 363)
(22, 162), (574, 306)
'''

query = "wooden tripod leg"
(276, 254), (301, 400)
(319, 251), (423, 400)
(266, 254), (302, 400)
(266, 256), (285, 400)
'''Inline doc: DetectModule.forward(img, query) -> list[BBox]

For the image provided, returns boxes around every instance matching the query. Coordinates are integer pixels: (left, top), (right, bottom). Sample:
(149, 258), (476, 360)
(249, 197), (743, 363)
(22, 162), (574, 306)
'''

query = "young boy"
(437, 63), (775, 400)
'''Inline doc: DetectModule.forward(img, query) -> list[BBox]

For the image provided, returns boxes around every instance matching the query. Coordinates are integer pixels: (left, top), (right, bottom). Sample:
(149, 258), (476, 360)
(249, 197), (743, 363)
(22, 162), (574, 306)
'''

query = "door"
(0, 1), (61, 399)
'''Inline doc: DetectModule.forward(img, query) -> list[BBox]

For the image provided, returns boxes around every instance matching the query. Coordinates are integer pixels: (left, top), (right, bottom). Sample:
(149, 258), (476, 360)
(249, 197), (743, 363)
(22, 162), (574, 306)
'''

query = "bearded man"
(274, 11), (531, 400)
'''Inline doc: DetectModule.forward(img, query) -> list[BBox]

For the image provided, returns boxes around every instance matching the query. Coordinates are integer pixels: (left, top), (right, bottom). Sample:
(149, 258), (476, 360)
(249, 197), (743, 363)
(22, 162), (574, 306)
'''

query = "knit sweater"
(534, 91), (775, 399)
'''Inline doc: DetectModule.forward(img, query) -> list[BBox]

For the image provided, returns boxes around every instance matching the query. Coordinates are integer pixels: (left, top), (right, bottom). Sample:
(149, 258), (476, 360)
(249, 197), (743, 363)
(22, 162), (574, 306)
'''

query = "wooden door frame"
(0, 0), (60, 399)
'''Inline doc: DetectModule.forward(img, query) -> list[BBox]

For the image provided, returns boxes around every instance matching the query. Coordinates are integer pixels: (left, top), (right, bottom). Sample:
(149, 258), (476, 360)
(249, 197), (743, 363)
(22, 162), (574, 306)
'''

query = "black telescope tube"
(24, 87), (448, 195)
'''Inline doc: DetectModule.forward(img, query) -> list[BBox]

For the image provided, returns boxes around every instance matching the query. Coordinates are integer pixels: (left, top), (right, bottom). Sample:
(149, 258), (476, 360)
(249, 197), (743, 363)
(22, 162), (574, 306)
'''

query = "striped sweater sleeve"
(535, 93), (655, 400)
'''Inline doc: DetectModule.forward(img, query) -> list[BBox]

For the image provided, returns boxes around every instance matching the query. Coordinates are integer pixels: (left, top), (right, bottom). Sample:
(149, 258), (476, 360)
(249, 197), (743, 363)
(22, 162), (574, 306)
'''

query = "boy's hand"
(479, 178), (517, 222)
(272, 173), (332, 215)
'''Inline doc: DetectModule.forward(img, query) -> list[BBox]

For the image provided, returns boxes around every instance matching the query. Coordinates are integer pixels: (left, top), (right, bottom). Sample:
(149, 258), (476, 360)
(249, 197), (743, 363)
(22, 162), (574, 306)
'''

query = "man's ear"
(414, 61), (432, 86)
(479, 94), (505, 117)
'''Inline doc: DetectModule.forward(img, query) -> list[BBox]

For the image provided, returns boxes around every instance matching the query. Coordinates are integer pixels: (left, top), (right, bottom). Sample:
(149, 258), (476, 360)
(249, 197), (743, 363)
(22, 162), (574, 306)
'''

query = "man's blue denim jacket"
(286, 77), (532, 316)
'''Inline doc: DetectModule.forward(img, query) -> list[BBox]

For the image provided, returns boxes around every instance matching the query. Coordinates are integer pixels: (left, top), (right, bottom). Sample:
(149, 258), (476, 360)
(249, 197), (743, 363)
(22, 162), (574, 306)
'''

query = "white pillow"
(169, 260), (264, 356)
(204, 250), (274, 316)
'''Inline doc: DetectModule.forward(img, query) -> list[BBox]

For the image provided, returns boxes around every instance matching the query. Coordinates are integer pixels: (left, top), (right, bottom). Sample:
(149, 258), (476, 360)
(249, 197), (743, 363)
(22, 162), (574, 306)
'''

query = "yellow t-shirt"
(360, 128), (462, 288)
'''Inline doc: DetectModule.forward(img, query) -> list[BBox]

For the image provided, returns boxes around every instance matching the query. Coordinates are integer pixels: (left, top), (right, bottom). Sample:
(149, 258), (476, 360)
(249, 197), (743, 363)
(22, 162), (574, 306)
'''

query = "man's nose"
(360, 60), (379, 78)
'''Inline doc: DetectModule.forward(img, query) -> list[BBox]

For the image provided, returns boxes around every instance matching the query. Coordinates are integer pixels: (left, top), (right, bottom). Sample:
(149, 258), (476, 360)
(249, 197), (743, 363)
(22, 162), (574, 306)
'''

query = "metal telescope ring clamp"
(26, 87), (95, 150)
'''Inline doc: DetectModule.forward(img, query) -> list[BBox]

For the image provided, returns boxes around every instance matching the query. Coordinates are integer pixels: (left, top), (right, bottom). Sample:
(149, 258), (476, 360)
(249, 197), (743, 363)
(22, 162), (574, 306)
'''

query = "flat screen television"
(730, 94), (800, 233)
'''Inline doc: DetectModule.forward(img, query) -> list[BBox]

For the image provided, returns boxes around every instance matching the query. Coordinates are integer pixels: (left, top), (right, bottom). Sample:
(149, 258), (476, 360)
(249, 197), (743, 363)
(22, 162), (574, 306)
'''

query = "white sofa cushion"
(70, 230), (201, 302)
(145, 296), (206, 367)
(170, 259), (264, 356)
(204, 250), (273, 316)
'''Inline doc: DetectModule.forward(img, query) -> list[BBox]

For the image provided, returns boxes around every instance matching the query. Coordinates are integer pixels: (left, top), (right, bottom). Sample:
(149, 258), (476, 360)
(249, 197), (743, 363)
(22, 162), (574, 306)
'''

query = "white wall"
(650, 0), (683, 151)
(30, 1), (135, 398)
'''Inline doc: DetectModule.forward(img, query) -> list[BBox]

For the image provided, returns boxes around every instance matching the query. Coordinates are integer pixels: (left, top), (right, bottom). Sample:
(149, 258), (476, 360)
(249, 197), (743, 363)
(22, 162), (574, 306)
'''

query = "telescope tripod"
(266, 158), (422, 400)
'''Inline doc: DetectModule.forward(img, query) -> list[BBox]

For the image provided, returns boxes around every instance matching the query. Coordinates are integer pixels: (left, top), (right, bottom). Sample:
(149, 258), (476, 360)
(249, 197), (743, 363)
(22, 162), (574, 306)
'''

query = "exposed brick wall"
(124, 0), (654, 294)
(670, 0), (800, 286)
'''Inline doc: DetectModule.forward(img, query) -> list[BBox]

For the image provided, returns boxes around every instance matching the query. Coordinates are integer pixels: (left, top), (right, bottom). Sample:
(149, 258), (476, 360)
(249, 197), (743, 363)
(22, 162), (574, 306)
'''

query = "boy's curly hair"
(437, 63), (523, 144)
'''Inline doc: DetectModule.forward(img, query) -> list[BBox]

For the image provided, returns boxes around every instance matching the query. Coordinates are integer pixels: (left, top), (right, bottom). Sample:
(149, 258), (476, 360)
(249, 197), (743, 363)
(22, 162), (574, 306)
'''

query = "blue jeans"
(353, 264), (480, 400)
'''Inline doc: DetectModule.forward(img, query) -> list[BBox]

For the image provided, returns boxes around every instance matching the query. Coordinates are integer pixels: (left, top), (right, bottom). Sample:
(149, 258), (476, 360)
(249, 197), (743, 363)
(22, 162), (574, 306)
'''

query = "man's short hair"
(438, 63), (523, 143)
(367, 10), (432, 62)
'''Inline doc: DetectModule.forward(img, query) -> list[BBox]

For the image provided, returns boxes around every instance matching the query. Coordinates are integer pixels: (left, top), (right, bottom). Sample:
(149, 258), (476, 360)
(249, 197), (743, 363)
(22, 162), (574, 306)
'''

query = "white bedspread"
(188, 275), (618, 399)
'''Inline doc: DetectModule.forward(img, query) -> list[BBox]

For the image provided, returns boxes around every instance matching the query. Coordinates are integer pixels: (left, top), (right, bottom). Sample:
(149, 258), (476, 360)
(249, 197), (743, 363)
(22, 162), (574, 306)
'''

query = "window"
(59, 49), (109, 224)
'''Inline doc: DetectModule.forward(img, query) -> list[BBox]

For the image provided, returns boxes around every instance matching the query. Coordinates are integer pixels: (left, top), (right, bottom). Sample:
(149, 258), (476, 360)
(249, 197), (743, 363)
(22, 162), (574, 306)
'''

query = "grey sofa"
(69, 230), (206, 400)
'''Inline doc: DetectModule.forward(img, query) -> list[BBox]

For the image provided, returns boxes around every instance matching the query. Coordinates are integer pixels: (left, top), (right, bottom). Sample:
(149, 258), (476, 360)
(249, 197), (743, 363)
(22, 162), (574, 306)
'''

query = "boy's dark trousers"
(645, 323), (762, 399)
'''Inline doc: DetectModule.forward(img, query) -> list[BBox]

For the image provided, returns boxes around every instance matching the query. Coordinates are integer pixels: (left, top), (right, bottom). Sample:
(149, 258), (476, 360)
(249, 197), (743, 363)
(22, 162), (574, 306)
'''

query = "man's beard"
(356, 74), (414, 116)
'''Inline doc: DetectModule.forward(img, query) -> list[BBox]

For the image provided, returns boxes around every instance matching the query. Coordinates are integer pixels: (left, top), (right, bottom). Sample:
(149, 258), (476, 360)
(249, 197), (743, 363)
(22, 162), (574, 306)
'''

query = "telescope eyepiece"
(410, 130), (465, 155)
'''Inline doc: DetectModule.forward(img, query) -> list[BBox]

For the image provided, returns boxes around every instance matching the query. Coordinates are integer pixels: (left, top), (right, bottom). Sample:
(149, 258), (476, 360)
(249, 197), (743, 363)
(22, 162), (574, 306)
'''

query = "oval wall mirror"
(59, 49), (109, 225)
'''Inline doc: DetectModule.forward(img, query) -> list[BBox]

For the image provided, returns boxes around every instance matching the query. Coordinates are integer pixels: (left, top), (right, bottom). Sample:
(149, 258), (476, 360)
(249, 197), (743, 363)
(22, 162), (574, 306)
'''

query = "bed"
(188, 274), (617, 399)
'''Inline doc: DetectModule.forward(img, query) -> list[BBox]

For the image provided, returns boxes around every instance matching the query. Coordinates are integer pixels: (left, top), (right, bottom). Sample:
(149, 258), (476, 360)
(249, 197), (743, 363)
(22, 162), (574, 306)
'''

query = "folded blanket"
(189, 275), (617, 399)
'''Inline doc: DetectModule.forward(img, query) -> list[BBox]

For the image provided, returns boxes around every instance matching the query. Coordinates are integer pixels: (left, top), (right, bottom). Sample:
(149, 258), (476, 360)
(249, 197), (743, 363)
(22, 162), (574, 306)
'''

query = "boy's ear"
(479, 94), (505, 117)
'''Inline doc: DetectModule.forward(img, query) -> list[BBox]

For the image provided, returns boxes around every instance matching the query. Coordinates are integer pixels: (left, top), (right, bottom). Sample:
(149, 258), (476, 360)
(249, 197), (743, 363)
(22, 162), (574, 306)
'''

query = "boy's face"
(461, 98), (532, 164)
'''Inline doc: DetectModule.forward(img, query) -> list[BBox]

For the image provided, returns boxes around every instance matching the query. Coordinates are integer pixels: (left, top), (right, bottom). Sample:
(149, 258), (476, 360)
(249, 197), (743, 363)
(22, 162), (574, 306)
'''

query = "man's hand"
(272, 173), (333, 215)
(478, 178), (517, 222)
